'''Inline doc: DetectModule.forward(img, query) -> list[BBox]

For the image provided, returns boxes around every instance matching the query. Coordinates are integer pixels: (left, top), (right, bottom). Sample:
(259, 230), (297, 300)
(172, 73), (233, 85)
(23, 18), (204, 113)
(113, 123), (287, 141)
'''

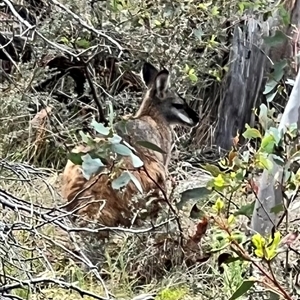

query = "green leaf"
(68, 152), (84, 165)
(266, 91), (277, 103)
(108, 134), (122, 144)
(203, 164), (222, 177)
(214, 174), (225, 187)
(270, 204), (284, 214)
(81, 154), (105, 180)
(136, 140), (166, 154)
(242, 126), (262, 139)
(60, 36), (69, 45)
(272, 60), (287, 81)
(127, 171), (143, 193)
(268, 127), (281, 144)
(112, 172), (131, 190)
(260, 134), (276, 153)
(91, 119), (110, 136)
(264, 79), (278, 94)
(193, 28), (203, 40)
(130, 152), (143, 168)
(75, 39), (91, 49)
(264, 30), (287, 47)
(189, 73), (198, 82)
(229, 279), (256, 300)
(233, 202), (255, 217)
(79, 130), (90, 143)
(256, 154), (273, 171)
(111, 143), (132, 156)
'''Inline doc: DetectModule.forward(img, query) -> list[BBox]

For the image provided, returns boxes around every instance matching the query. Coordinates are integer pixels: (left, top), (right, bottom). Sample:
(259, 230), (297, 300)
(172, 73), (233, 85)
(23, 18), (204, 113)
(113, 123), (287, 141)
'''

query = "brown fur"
(61, 62), (199, 239)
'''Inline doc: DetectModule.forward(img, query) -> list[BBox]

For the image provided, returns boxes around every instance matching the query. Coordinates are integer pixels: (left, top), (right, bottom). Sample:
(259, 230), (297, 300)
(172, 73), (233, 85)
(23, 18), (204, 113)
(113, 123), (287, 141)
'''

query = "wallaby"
(61, 62), (199, 239)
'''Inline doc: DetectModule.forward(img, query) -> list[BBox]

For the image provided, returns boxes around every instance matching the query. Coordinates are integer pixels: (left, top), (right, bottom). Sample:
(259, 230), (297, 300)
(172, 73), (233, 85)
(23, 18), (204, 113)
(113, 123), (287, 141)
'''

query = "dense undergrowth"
(1, 0), (299, 299)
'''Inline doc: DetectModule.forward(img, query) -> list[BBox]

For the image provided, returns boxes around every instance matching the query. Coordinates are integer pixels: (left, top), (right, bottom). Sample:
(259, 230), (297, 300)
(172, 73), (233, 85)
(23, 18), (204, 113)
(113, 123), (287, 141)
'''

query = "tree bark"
(214, 18), (267, 150)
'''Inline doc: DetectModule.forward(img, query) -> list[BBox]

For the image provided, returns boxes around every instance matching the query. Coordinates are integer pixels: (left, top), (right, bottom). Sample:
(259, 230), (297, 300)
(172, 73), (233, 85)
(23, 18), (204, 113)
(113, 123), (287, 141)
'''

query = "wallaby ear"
(154, 69), (170, 95)
(141, 62), (158, 88)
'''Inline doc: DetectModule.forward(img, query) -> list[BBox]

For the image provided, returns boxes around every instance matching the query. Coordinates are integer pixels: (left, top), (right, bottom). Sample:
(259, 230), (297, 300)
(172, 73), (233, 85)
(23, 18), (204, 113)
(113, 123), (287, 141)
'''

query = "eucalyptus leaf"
(233, 202), (255, 217)
(128, 172), (143, 193)
(91, 119), (110, 136)
(193, 28), (203, 40)
(136, 140), (166, 154)
(260, 134), (276, 154)
(68, 152), (84, 165)
(229, 279), (256, 300)
(108, 134), (122, 144)
(75, 39), (91, 49)
(81, 154), (105, 180)
(263, 30), (287, 47)
(79, 130), (90, 143)
(264, 79), (277, 94)
(242, 127), (261, 139)
(112, 172), (131, 190)
(266, 91), (277, 103)
(270, 204), (284, 214)
(130, 152), (143, 168)
(111, 143), (132, 156)
(268, 127), (281, 144)
(203, 164), (222, 177)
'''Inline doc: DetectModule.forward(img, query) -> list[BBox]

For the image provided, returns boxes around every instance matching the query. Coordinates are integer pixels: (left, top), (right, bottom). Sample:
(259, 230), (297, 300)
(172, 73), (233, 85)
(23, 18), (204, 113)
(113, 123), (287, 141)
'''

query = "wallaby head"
(135, 62), (199, 127)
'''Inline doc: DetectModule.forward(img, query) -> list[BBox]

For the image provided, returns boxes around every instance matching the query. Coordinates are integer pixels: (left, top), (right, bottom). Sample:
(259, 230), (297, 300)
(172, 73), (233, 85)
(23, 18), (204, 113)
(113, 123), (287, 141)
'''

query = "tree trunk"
(214, 18), (268, 150)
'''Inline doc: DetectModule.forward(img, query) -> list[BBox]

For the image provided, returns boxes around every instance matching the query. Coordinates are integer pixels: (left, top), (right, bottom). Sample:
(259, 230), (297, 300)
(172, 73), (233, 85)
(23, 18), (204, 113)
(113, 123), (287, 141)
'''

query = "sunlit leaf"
(242, 126), (261, 139)
(260, 134), (276, 153)
(256, 154), (273, 171)
(229, 279), (256, 300)
(214, 174), (225, 187)
(212, 198), (224, 212)
(227, 214), (235, 225)
(252, 233), (265, 251)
